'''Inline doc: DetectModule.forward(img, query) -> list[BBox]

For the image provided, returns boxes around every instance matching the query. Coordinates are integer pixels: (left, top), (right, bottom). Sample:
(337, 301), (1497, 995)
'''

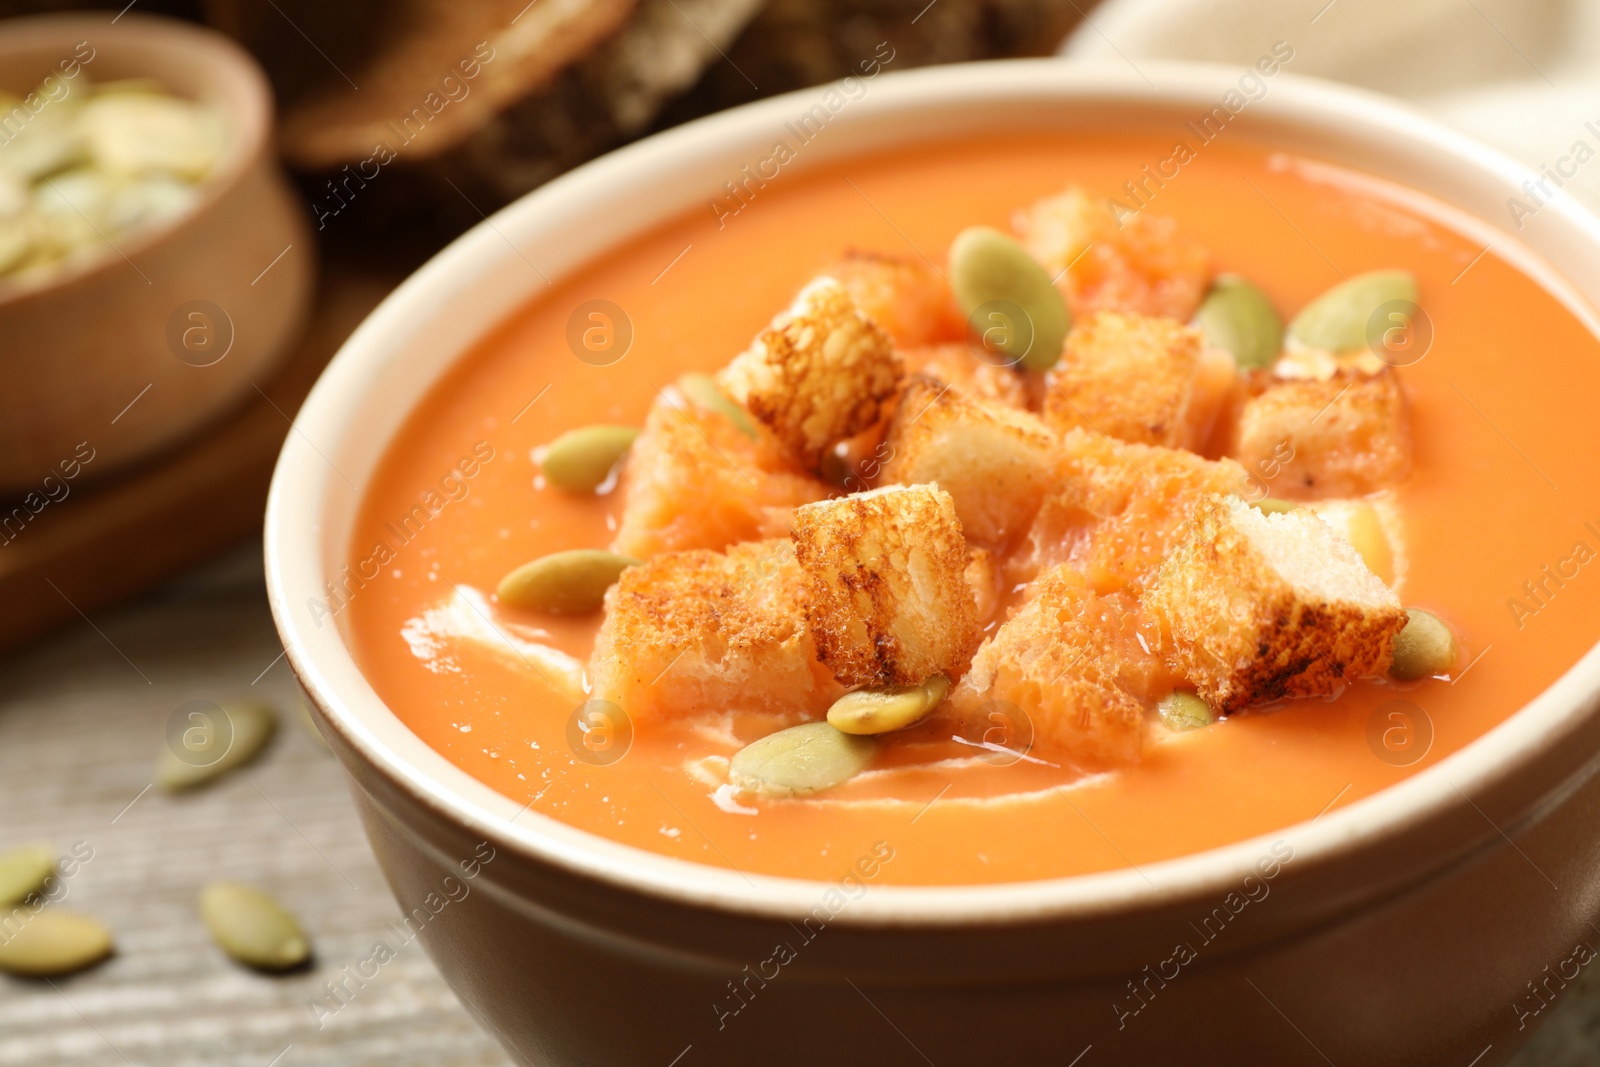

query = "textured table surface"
(0, 540), (1596, 1067)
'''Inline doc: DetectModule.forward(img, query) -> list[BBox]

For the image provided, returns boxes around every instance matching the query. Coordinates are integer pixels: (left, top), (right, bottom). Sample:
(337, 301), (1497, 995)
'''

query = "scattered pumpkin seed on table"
(497, 549), (640, 614)
(1288, 270), (1417, 354)
(0, 844), (56, 906)
(1194, 274), (1282, 369)
(948, 226), (1070, 371)
(540, 424), (640, 493)
(199, 882), (311, 971)
(828, 676), (950, 736)
(0, 910), (113, 977)
(156, 701), (278, 792)
(731, 721), (875, 797)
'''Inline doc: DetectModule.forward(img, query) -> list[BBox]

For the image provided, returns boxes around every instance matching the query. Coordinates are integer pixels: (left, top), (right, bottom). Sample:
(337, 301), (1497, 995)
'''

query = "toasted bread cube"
(1144, 495), (1406, 712)
(792, 483), (979, 686)
(1044, 311), (1233, 449)
(947, 566), (1164, 765)
(822, 250), (965, 348)
(966, 546), (1000, 625)
(1015, 186), (1212, 321)
(901, 342), (1031, 410)
(879, 377), (1058, 546)
(1013, 428), (1249, 593)
(1227, 368), (1412, 499)
(589, 539), (840, 721)
(719, 277), (903, 470)
(612, 389), (829, 559)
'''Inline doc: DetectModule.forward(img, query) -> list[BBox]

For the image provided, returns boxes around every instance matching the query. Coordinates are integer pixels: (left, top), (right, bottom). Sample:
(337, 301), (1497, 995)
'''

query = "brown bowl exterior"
(0, 15), (311, 492)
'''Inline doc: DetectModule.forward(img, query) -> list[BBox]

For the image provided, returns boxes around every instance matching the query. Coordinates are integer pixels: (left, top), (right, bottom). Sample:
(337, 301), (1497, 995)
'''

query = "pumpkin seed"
(730, 721), (875, 797)
(0, 910), (113, 977)
(1159, 692), (1214, 731)
(677, 373), (756, 438)
(949, 226), (1070, 371)
(497, 549), (640, 614)
(1249, 497), (1298, 515)
(1390, 608), (1457, 681)
(1288, 270), (1417, 354)
(1194, 274), (1282, 369)
(156, 701), (277, 792)
(199, 882), (310, 971)
(540, 425), (640, 493)
(828, 675), (950, 736)
(0, 845), (56, 906)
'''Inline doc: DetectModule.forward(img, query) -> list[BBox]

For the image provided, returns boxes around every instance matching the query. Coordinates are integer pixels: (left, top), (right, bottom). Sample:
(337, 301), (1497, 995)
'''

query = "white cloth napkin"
(1062, 0), (1600, 213)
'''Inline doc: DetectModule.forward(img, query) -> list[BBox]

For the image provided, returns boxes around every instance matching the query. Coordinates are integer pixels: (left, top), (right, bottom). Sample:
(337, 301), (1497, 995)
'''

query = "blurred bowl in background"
(0, 13), (312, 493)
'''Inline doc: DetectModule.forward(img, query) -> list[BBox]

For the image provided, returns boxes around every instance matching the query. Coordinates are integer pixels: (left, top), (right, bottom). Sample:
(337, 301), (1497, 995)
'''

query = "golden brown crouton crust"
(1013, 428), (1250, 593)
(880, 377), (1058, 547)
(589, 539), (841, 721)
(792, 484), (980, 687)
(900, 343), (1032, 410)
(948, 566), (1156, 765)
(1044, 311), (1211, 448)
(612, 389), (830, 559)
(719, 277), (903, 470)
(1227, 368), (1412, 500)
(822, 250), (966, 349)
(1015, 186), (1212, 322)
(1144, 495), (1407, 712)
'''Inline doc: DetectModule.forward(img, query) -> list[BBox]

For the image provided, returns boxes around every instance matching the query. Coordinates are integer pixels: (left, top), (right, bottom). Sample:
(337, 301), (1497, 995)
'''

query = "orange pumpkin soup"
(345, 133), (1600, 885)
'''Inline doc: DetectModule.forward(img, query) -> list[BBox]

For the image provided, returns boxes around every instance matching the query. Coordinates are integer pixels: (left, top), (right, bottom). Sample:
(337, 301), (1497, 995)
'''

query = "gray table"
(0, 541), (1594, 1066)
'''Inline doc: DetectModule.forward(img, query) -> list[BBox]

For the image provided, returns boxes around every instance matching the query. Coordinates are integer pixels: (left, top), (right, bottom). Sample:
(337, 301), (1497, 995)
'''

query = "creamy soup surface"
(345, 133), (1600, 885)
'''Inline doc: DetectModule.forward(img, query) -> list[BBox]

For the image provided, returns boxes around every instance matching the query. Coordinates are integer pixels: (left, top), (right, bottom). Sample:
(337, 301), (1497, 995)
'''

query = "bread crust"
(791, 483), (979, 686)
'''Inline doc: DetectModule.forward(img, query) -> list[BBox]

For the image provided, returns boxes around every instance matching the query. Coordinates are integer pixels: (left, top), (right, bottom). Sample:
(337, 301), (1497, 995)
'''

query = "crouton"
(612, 387), (829, 559)
(791, 483), (980, 686)
(822, 250), (965, 348)
(1012, 428), (1249, 593)
(901, 342), (1032, 410)
(1144, 494), (1406, 712)
(966, 546), (999, 625)
(947, 566), (1168, 765)
(879, 377), (1058, 546)
(1015, 186), (1212, 322)
(1043, 311), (1234, 449)
(1227, 368), (1412, 499)
(589, 539), (840, 721)
(718, 277), (903, 470)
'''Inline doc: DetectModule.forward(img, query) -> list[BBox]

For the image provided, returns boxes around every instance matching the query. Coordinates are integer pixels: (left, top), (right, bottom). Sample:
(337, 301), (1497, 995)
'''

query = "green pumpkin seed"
(677, 373), (757, 438)
(1159, 692), (1214, 731)
(1390, 608), (1457, 681)
(156, 702), (277, 792)
(497, 549), (640, 614)
(199, 882), (310, 971)
(1288, 270), (1417, 354)
(1249, 497), (1298, 515)
(1194, 274), (1282, 369)
(828, 675), (950, 736)
(540, 425), (640, 493)
(730, 721), (875, 797)
(0, 845), (57, 906)
(0, 910), (113, 977)
(949, 226), (1070, 371)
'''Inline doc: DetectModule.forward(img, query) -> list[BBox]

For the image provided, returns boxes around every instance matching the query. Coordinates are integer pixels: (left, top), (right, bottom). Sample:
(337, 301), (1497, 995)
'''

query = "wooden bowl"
(0, 14), (312, 493)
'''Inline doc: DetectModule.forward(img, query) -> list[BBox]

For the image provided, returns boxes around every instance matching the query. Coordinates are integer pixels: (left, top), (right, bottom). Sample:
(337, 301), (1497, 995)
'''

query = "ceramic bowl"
(0, 14), (312, 492)
(266, 60), (1600, 1066)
